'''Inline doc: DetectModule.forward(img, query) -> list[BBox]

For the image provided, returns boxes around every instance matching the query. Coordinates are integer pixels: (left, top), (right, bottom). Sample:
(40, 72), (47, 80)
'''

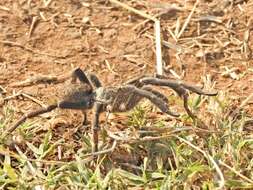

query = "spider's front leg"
(87, 73), (102, 88)
(71, 67), (92, 85)
(91, 103), (103, 153)
(140, 77), (217, 97)
(140, 77), (217, 121)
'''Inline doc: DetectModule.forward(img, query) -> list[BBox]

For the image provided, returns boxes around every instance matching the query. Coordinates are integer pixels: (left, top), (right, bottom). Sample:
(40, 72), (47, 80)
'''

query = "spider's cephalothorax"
(6, 68), (217, 153)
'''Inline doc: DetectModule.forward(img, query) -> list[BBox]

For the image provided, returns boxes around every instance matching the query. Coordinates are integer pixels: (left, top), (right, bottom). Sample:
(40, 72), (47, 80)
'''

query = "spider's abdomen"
(59, 83), (94, 110)
(95, 87), (143, 112)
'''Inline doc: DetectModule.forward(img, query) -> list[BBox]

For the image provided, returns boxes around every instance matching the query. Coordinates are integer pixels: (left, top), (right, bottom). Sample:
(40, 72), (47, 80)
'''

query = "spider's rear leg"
(3, 104), (58, 138)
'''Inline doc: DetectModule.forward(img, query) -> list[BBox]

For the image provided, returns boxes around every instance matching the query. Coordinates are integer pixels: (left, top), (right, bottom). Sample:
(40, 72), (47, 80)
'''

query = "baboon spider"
(5, 68), (217, 152)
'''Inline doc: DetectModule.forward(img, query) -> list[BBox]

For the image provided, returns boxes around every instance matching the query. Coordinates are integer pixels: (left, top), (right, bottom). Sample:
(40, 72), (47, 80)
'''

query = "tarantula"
(5, 68), (217, 152)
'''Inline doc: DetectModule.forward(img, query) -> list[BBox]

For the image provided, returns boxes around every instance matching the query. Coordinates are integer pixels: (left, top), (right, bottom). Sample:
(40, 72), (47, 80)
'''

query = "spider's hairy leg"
(3, 104), (58, 138)
(140, 77), (217, 124)
(181, 83), (218, 96)
(140, 77), (217, 110)
(87, 73), (102, 88)
(58, 101), (89, 125)
(122, 85), (179, 117)
(58, 100), (91, 109)
(81, 110), (88, 125)
(141, 86), (169, 105)
(155, 73), (217, 96)
(140, 77), (217, 96)
(71, 68), (92, 86)
(72, 68), (102, 89)
(125, 75), (147, 88)
(92, 103), (103, 153)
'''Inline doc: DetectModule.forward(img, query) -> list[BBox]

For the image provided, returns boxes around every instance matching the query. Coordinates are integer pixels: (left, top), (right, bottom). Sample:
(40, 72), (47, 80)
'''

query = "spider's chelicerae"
(5, 68), (217, 152)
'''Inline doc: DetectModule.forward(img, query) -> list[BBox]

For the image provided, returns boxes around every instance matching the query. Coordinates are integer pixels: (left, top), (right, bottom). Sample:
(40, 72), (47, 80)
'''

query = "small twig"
(10, 75), (58, 87)
(0, 142), (115, 165)
(21, 93), (46, 107)
(128, 134), (172, 144)
(0, 147), (71, 165)
(3, 91), (22, 102)
(0, 40), (69, 59)
(169, 69), (181, 79)
(139, 126), (188, 133)
(145, 33), (183, 52)
(104, 60), (120, 76)
(239, 92), (253, 108)
(219, 160), (253, 184)
(28, 16), (39, 38)
(119, 163), (151, 172)
(133, 6), (183, 31)
(177, 0), (199, 39)
(229, 92), (253, 119)
(175, 136), (225, 190)
(83, 140), (117, 157)
(39, 11), (47, 21)
(195, 15), (223, 24)
(27, 0), (32, 8)
(10, 70), (74, 87)
(94, 98), (112, 105)
(105, 127), (192, 144)
(133, 12), (159, 31)
(44, 0), (53, 7)
(0, 85), (7, 94)
(123, 55), (147, 69)
(109, 0), (156, 21)
(0, 5), (10, 12)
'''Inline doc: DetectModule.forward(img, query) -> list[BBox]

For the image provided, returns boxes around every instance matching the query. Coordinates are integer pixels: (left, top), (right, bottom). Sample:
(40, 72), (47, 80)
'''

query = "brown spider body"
(94, 86), (175, 115)
(58, 83), (94, 110)
(5, 68), (218, 153)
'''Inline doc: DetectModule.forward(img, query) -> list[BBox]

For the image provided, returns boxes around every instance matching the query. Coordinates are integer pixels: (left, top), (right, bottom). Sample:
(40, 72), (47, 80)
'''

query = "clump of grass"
(127, 105), (147, 128)
(1, 91), (253, 189)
